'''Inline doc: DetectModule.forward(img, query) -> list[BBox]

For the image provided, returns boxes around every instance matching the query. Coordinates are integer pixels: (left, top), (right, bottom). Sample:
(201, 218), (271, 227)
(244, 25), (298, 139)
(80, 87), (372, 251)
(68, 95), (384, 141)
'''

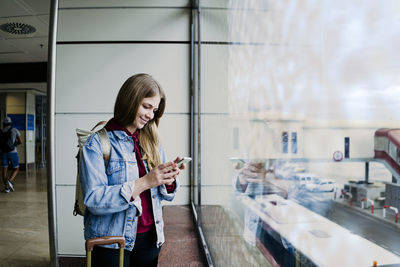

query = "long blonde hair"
(114, 73), (166, 169)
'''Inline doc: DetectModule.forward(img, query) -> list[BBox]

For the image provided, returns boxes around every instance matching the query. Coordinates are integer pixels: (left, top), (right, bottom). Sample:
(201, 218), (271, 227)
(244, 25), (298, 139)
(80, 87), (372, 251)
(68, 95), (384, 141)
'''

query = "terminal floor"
(0, 169), (206, 267)
(0, 168), (50, 267)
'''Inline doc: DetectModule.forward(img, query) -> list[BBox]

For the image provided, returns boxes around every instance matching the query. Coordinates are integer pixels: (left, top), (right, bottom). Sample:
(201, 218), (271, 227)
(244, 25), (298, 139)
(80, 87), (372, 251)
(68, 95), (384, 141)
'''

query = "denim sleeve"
(80, 134), (138, 216)
(158, 146), (179, 201)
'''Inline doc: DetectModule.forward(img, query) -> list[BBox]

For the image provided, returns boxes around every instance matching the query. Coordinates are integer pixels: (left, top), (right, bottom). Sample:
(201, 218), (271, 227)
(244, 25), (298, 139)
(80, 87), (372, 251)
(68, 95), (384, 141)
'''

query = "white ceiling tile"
(18, 0), (51, 15)
(7, 37), (48, 54)
(0, 0), (30, 17)
(37, 14), (50, 25)
(0, 39), (22, 53)
(0, 53), (40, 63)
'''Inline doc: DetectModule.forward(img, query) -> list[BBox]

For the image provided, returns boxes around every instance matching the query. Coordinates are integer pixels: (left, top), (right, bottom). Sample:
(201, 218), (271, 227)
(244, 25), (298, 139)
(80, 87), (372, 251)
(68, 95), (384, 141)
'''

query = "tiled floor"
(0, 168), (50, 267)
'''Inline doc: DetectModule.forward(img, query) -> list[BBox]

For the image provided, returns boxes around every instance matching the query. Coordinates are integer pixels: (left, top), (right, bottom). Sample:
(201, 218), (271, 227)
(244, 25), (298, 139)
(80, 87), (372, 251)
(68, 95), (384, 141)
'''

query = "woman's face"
(130, 94), (161, 132)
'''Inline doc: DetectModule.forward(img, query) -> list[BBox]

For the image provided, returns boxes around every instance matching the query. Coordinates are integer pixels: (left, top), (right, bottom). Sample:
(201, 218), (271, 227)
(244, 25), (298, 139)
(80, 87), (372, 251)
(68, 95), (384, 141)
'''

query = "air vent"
(0, 22), (36, 35)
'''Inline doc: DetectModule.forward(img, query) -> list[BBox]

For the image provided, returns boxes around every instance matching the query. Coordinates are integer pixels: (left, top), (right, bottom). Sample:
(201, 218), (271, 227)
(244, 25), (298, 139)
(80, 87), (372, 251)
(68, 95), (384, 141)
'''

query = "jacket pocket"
(106, 160), (124, 185)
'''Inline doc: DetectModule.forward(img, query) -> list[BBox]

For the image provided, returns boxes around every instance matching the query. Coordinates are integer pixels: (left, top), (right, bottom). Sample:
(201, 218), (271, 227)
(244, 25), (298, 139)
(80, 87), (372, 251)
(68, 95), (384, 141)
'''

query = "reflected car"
(293, 173), (319, 185)
(305, 179), (336, 192)
(275, 163), (307, 180)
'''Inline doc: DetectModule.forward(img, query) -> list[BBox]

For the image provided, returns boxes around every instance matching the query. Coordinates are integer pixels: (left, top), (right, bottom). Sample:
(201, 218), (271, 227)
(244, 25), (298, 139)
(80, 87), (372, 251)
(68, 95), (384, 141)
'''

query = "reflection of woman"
(234, 162), (268, 245)
(234, 161), (296, 266)
(81, 74), (186, 266)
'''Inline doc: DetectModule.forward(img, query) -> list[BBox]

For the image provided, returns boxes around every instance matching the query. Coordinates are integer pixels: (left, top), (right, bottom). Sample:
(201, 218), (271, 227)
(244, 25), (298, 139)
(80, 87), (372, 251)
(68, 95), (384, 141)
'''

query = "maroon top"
(105, 118), (176, 233)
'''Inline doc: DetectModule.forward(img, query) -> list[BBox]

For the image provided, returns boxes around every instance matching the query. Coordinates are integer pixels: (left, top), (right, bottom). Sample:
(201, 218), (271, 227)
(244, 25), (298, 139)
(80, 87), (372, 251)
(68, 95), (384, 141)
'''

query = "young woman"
(80, 73), (184, 266)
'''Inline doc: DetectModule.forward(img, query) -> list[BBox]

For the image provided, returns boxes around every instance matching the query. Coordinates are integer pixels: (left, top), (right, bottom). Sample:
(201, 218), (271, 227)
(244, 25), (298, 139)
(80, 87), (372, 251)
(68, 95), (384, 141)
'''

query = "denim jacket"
(80, 130), (179, 251)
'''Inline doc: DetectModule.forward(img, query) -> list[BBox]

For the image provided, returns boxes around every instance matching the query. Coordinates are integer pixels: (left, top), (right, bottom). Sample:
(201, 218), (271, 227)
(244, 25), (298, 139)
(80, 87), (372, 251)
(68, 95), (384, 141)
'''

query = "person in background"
(1, 116), (22, 193)
(80, 73), (186, 267)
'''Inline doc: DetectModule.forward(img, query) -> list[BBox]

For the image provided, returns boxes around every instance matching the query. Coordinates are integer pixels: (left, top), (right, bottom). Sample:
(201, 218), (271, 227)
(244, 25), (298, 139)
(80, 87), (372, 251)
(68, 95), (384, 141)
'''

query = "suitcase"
(85, 236), (125, 267)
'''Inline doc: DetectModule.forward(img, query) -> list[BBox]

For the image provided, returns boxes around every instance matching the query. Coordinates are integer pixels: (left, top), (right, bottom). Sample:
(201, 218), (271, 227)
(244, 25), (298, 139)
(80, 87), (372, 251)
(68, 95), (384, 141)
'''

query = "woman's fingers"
(164, 177), (176, 185)
(159, 161), (174, 169)
(147, 162), (179, 187)
(163, 169), (179, 179)
(159, 161), (178, 172)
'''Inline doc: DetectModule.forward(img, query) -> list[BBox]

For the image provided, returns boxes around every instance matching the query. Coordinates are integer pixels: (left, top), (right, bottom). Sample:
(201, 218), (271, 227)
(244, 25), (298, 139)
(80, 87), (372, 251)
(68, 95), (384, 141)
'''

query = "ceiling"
(0, 0), (50, 64)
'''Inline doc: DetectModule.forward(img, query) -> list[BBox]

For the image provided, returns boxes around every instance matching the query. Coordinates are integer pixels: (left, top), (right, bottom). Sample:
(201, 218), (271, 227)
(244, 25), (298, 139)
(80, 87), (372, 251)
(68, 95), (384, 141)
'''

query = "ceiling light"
(0, 22), (36, 35)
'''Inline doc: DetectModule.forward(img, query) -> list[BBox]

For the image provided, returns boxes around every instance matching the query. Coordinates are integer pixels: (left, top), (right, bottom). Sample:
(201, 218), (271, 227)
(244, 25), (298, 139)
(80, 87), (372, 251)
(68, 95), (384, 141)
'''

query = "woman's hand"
(132, 162), (179, 198)
(238, 161), (267, 185)
(173, 157), (186, 170)
(146, 162), (179, 187)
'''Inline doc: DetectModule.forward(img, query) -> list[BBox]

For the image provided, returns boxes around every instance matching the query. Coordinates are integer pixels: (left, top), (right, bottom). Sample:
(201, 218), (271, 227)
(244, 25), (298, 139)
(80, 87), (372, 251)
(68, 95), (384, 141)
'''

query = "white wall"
(54, 0), (190, 255)
(26, 92), (35, 164)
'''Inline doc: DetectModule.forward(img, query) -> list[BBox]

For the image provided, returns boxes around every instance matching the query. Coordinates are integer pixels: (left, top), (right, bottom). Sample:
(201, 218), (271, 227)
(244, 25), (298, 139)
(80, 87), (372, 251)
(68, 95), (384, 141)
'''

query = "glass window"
(389, 142), (397, 161)
(344, 137), (350, 158)
(194, 1), (400, 266)
(282, 132), (288, 154)
(291, 132), (297, 154)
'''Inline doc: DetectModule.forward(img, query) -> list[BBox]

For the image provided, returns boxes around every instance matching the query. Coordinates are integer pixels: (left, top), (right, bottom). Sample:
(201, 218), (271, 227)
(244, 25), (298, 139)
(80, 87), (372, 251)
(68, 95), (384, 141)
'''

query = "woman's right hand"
(132, 162), (179, 199)
(144, 161), (179, 188)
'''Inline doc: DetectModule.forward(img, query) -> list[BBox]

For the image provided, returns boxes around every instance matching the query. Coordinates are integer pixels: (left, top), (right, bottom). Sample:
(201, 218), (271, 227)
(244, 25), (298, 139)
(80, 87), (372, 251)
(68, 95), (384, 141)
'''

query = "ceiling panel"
(0, 0), (31, 17)
(20, 0), (51, 15)
(7, 37), (47, 54)
(0, 40), (22, 53)
(0, 0), (49, 63)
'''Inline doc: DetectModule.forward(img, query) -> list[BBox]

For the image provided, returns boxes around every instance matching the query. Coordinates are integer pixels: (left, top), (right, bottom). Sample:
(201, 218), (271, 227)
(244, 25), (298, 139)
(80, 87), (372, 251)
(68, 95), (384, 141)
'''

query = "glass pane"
(198, 0), (400, 266)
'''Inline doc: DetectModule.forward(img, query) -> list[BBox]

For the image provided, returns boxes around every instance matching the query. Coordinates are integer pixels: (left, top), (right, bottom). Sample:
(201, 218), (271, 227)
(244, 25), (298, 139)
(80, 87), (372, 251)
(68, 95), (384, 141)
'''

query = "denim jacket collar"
(111, 130), (145, 153)
(112, 130), (130, 140)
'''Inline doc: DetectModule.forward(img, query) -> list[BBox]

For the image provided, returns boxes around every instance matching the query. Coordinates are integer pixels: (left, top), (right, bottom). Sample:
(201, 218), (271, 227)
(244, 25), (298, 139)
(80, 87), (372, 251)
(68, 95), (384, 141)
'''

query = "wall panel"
(200, 115), (234, 186)
(55, 44), (189, 114)
(56, 186), (85, 255)
(201, 45), (229, 114)
(59, 0), (190, 8)
(58, 8), (190, 42)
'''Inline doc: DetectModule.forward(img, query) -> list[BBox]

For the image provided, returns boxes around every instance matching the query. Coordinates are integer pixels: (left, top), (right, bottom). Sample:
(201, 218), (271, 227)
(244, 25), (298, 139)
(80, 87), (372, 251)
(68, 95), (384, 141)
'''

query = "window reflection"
(198, 0), (400, 266)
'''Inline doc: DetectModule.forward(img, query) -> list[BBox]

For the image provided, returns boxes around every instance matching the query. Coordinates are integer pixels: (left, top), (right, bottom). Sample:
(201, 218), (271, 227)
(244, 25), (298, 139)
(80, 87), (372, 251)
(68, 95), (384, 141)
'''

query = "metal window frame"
(190, 1), (214, 266)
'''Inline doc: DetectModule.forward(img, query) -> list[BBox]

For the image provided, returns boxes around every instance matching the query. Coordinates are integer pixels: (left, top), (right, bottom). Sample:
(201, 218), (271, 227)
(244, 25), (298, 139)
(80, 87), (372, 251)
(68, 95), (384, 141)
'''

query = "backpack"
(0, 128), (15, 153)
(73, 121), (111, 216)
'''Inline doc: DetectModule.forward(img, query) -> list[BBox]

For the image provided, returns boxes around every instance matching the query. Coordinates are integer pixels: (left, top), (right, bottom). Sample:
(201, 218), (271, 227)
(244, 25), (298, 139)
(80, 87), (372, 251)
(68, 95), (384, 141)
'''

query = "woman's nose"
(145, 111), (154, 119)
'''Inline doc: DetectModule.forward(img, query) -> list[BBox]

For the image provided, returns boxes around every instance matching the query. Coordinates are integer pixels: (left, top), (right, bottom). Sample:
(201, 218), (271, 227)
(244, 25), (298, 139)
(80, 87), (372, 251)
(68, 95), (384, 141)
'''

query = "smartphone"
(177, 157), (192, 167)
(229, 157), (246, 169)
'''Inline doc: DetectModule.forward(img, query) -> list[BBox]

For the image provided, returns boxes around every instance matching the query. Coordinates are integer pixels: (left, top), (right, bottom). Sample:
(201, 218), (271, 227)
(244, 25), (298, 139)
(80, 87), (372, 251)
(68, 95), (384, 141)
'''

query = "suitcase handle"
(86, 236), (125, 267)
(85, 236), (125, 251)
